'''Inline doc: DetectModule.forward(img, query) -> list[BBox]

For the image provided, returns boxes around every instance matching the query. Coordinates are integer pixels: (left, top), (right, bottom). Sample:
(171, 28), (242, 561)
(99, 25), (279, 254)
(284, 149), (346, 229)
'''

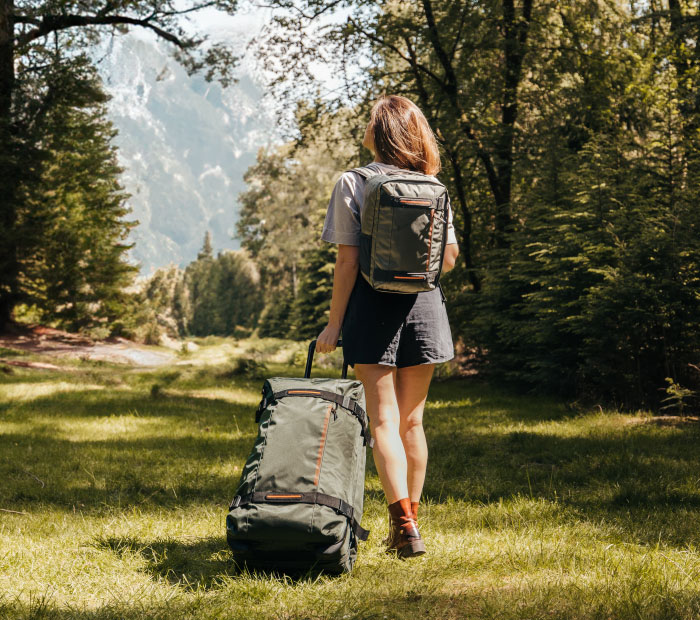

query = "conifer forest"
(5, 1), (695, 410)
(0, 2), (698, 399)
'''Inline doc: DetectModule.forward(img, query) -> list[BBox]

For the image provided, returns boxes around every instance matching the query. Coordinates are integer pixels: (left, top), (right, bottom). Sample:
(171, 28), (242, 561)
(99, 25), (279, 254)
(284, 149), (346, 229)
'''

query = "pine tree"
(183, 246), (263, 337)
(289, 243), (337, 340)
(198, 231), (214, 260)
(17, 55), (138, 331)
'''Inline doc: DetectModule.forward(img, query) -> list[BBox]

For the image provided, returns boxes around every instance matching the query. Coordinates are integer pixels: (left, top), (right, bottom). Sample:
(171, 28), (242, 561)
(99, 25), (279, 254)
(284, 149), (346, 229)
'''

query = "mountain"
(90, 30), (277, 273)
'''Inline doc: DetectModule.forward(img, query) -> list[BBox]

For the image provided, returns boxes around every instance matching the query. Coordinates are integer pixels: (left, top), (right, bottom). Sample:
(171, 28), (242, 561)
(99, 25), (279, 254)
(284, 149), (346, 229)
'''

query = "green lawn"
(2, 339), (700, 619)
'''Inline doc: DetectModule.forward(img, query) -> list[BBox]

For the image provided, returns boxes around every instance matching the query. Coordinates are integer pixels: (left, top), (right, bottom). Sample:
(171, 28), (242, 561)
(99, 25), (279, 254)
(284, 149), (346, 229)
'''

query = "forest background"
(1, 0), (699, 412)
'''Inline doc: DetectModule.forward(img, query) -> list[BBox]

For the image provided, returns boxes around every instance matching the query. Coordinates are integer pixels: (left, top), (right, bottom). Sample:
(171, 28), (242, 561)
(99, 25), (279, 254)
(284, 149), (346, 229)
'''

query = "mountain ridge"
(90, 31), (277, 274)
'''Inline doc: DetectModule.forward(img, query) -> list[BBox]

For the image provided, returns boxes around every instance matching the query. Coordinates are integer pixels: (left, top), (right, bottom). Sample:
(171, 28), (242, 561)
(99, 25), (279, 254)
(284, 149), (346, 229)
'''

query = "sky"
(152, 1), (347, 102)
(187, 1), (352, 106)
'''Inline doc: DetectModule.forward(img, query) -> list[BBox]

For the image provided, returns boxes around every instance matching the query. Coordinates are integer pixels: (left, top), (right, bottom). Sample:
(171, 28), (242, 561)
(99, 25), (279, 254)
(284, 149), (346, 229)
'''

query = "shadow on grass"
(2, 389), (254, 421)
(426, 377), (572, 422)
(93, 535), (344, 591)
(0, 388), (258, 510)
(5, 378), (700, 554)
(1, 431), (255, 509)
(419, 416), (700, 547)
(94, 536), (237, 590)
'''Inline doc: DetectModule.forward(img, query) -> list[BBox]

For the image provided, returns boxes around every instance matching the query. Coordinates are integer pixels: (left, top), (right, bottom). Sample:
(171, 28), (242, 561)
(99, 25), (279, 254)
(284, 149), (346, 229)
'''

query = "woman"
(316, 95), (460, 559)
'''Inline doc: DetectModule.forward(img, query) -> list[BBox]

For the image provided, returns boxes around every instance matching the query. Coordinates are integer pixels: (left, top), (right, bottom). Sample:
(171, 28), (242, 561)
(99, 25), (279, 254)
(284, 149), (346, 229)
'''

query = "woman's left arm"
(316, 244), (359, 353)
(442, 243), (460, 273)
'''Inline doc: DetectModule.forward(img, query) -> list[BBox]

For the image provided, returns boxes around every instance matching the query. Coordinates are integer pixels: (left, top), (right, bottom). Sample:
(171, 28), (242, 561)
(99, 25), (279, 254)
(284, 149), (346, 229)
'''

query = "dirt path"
(0, 325), (174, 367)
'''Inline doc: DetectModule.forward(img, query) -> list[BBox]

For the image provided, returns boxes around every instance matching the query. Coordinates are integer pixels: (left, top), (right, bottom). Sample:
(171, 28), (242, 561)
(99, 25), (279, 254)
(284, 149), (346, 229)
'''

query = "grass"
(2, 340), (700, 619)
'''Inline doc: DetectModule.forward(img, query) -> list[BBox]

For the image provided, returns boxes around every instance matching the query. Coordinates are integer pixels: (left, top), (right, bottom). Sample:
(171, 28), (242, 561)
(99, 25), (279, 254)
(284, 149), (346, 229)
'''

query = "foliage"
(256, 294), (294, 339)
(250, 0), (700, 410)
(220, 356), (268, 380)
(143, 265), (190, 337)
(660, 378), (696, 415)
(185, 240), (263, 337)
(236, 109), (358, 340)
(0, 0), (246, 328)
(138, 234), (264, 341)
(289, 241), (338, 340)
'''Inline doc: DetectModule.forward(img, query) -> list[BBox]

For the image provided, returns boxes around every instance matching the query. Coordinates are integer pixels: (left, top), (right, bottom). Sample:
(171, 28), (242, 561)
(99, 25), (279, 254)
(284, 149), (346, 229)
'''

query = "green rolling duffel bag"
(226, 339), (373, 574)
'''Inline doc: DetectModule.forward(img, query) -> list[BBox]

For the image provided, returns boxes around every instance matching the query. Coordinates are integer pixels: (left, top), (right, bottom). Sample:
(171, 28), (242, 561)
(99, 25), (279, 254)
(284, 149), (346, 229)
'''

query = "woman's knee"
(399, 414), (424, 439)
(355, 363), (399, 427)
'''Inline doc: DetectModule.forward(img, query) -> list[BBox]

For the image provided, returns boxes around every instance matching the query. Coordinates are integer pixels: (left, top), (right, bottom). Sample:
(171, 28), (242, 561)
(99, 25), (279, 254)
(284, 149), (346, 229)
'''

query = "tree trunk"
(0, 0), (17, 330)
(491, 0), (533, 249)
(443, 146), (481, 291)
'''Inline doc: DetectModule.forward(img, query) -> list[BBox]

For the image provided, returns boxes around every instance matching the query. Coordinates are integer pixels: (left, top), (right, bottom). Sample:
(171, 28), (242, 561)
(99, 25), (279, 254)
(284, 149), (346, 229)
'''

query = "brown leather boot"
(382, 500), (420, 543)
(386, 498), (426, 558)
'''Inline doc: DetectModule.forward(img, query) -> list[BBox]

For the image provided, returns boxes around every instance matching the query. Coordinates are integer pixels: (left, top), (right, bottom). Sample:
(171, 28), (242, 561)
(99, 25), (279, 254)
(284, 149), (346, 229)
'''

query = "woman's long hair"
(368, 95), (441, 176)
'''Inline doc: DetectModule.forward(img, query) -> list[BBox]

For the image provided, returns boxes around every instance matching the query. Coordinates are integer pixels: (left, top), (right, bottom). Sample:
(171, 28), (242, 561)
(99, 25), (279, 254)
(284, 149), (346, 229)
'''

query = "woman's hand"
(317, 323), (341, 354)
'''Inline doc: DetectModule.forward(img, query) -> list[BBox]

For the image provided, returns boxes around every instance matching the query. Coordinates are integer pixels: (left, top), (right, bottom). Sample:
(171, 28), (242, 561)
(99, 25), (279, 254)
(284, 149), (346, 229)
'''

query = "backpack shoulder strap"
(346, 166), (381, 180)
(347, 166), (437, 181)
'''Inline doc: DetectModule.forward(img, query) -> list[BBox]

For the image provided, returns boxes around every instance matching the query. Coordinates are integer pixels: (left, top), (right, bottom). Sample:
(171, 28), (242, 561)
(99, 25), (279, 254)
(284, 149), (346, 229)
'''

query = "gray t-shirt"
(321, 162), (459, 246)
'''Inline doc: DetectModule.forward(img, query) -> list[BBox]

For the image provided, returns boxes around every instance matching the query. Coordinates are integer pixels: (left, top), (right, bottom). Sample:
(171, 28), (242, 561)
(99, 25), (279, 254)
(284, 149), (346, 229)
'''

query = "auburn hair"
(368, 95), (441, 176)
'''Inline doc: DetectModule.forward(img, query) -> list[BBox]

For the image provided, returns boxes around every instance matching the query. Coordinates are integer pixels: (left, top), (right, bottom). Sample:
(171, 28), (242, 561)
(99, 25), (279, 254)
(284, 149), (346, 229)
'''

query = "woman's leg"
(396, 364), (435, 504)
(353, 363), (408, 503)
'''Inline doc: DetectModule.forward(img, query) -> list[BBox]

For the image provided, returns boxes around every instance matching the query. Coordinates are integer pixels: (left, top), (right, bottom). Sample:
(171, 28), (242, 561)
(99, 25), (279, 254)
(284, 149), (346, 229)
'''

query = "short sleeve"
(446, 196), (458, 245)
(321, 172), (362, 246)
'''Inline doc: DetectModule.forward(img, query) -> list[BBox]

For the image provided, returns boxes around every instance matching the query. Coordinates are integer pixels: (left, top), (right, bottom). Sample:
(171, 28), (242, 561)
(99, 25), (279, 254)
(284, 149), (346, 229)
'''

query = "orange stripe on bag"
(426, 209), (434, 271)
(399, 198), (432, 206)
(265, 493), (303, 500)
(394, 276), (424, 280)
(314, 404), (333, 486)
(288, 390), (321, 395)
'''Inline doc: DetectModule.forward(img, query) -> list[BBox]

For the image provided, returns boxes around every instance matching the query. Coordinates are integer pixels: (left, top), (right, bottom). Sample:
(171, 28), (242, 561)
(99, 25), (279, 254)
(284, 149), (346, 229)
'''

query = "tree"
(1, 0), (242, 329)
(184, 235), (263, 337)
(289, 241), (337, 340)
(140, 264), (190, 338)
(16, 53), (137, 331)
(257, 0), (541, 290)
(237, 107), (358, 335)
(198, 231), (214, 260)
(247, 0), (700, 410)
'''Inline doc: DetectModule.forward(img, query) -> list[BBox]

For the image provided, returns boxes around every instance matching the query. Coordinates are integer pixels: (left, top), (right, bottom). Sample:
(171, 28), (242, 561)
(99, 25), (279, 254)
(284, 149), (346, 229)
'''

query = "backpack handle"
(305, 339), (349, 379)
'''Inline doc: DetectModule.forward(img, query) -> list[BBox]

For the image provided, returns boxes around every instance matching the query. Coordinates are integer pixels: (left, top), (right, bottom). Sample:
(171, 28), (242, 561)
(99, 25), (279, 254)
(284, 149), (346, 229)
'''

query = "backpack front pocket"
(387, 205), (434, 273)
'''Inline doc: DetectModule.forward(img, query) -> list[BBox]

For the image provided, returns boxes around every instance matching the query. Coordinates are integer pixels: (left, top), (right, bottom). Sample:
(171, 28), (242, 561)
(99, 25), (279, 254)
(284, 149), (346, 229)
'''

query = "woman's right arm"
(316, 171), (363, 354)
(316, 244), (359, 353)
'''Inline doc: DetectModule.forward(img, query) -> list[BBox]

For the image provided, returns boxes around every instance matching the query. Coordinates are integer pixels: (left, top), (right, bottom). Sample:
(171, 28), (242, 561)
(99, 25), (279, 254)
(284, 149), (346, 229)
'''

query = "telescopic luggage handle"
(305, 340), (349, 379)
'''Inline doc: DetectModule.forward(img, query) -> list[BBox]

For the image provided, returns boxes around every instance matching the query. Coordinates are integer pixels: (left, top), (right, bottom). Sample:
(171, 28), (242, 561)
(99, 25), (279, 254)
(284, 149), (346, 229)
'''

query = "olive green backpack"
(226, 340), (373, 574)
(351, 166), (450, 293)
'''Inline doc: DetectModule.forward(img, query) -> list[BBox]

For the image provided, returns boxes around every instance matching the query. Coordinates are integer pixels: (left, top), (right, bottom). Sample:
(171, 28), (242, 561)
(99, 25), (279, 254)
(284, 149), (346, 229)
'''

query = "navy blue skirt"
(341, 274), (454, 368)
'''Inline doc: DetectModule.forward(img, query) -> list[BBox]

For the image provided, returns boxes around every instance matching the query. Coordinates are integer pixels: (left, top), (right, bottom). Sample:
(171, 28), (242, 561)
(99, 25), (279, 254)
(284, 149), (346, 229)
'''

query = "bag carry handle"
(305, 339), (348, 379)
